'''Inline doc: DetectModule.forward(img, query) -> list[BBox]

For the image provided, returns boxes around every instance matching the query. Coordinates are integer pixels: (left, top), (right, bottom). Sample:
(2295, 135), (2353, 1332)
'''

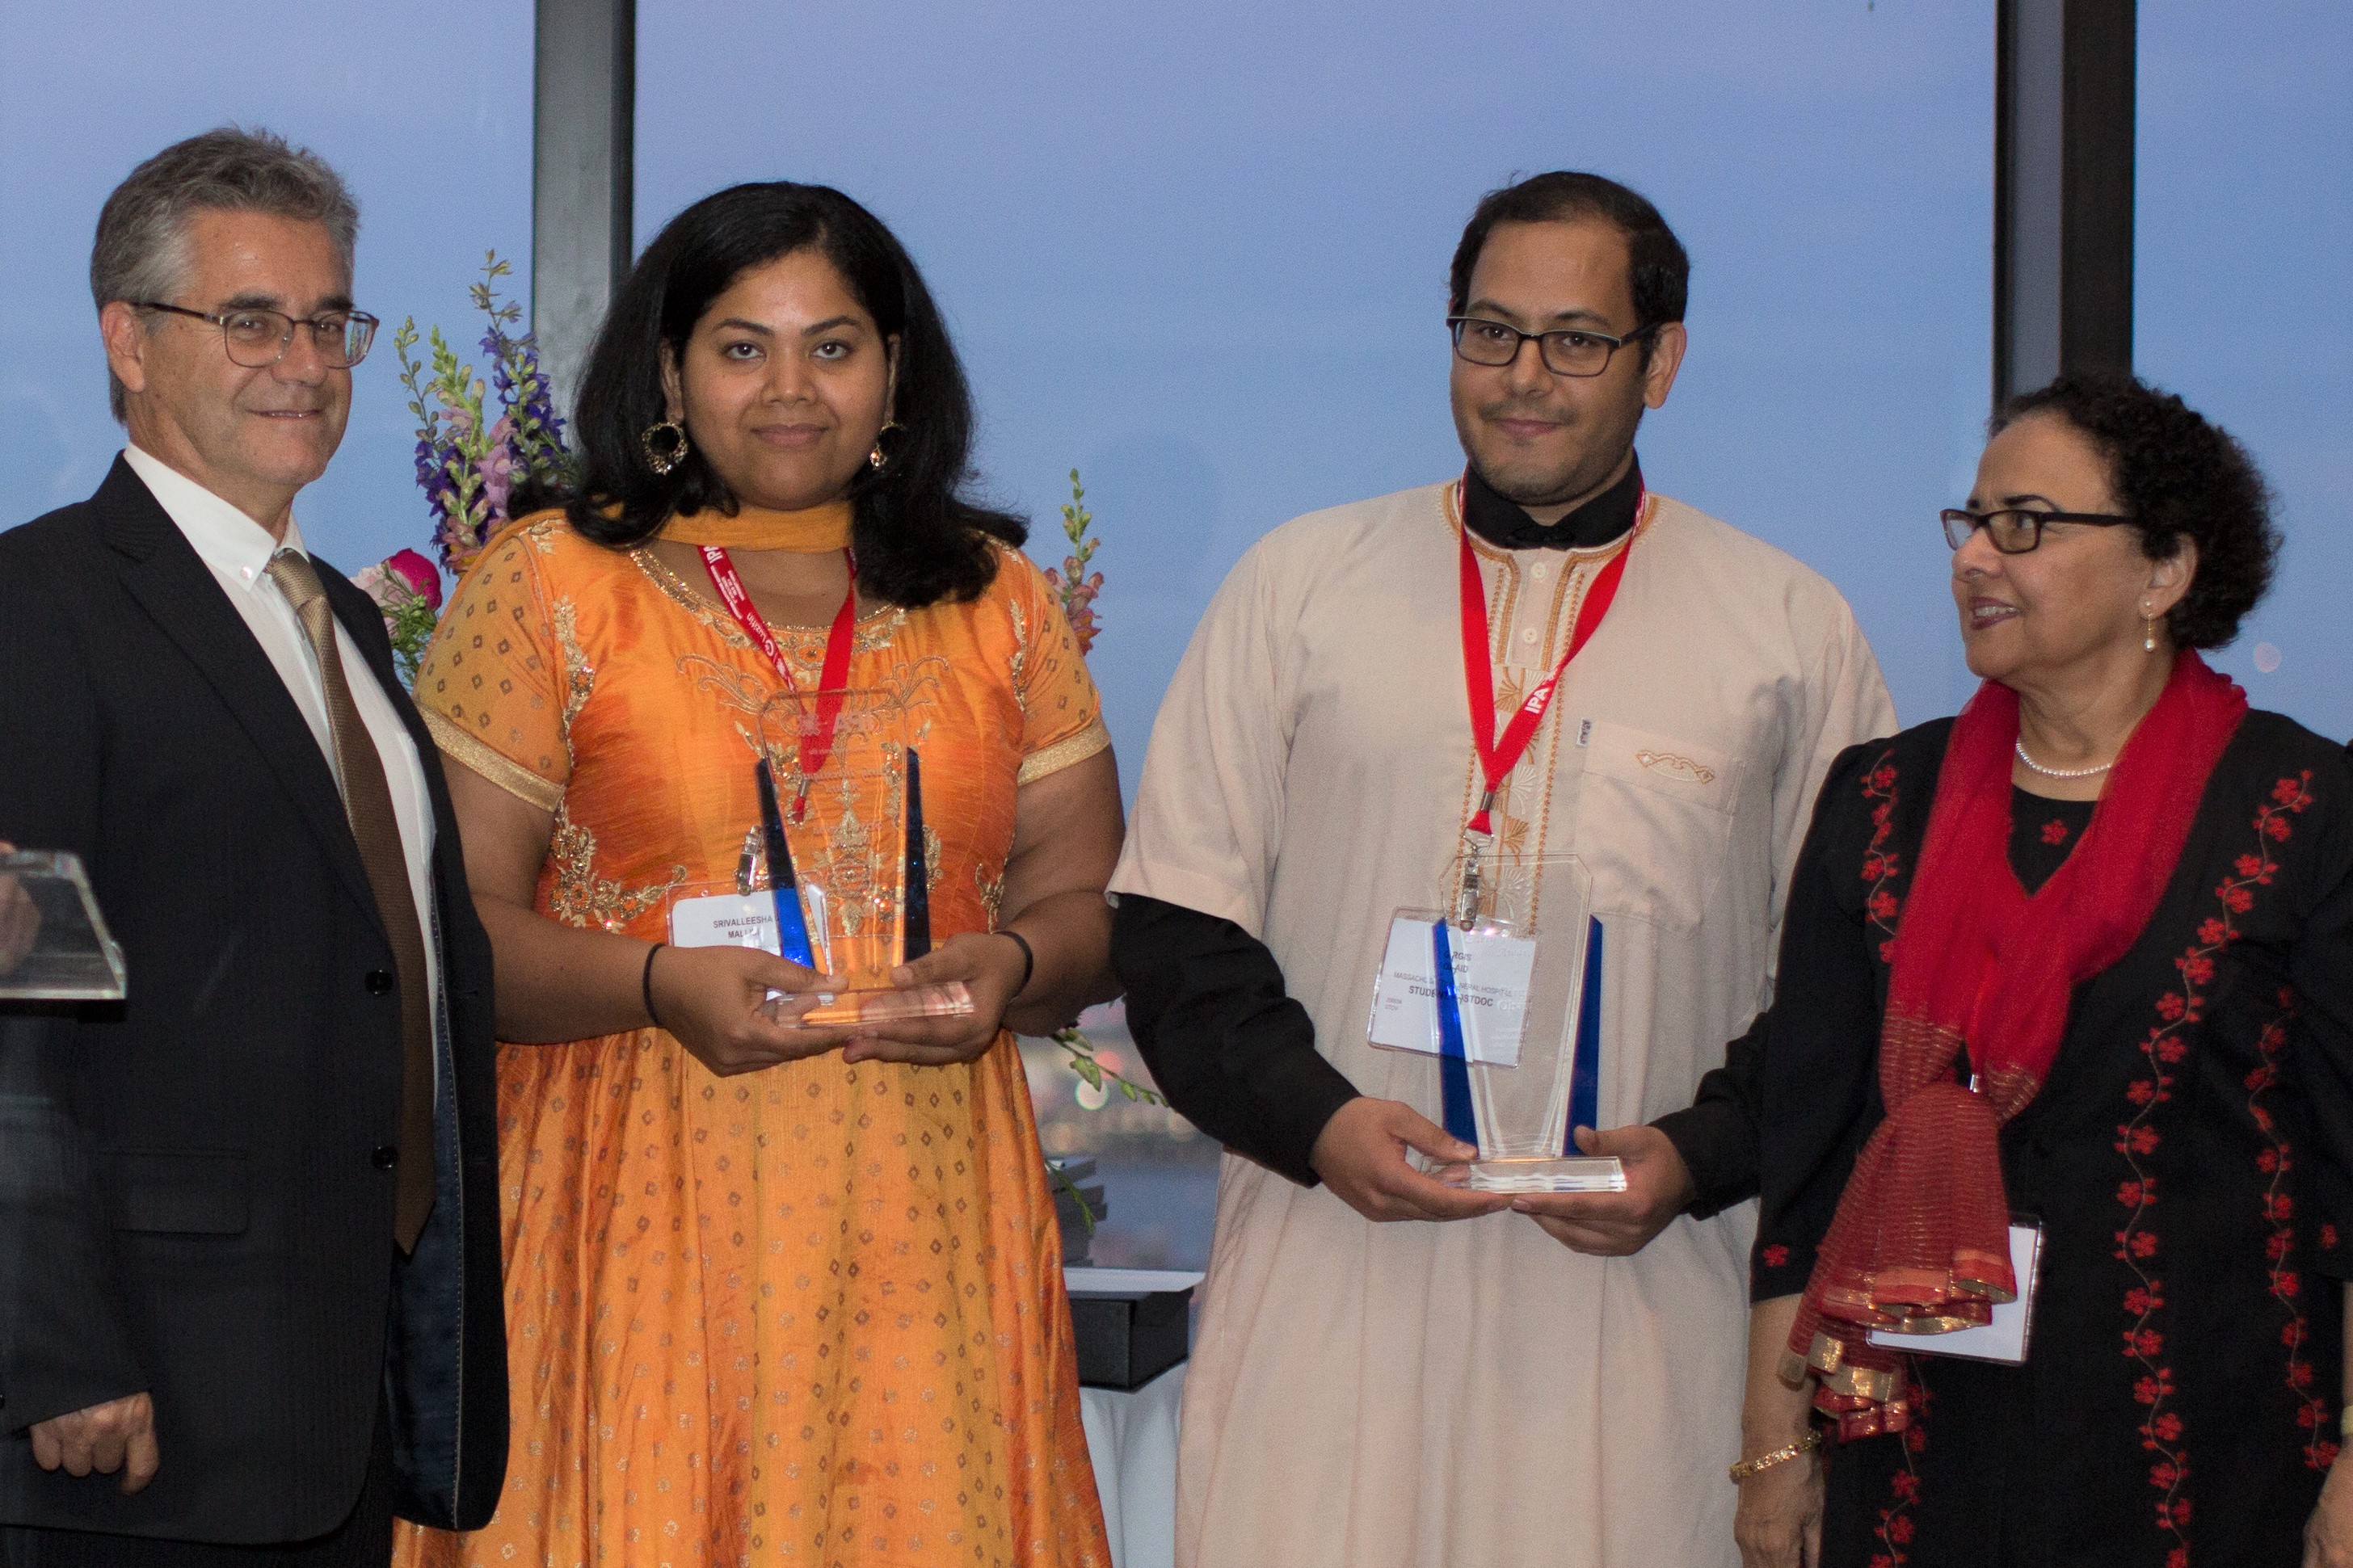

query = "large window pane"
(0, 1), (532, 578)
(641, 1), (1994, 1267)
(2137, 0), (2353, 741)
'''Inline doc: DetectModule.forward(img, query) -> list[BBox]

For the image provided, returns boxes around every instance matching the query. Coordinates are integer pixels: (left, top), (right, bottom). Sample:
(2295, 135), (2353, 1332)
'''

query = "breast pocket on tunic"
(1569, 718), (1745, 934)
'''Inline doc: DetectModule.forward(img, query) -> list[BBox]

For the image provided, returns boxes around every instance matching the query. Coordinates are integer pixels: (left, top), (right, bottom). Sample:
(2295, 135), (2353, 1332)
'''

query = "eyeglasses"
(1447, 315), (1656, 377)
(1940, 507), (2136, 554)
(133, 301), (380, 369)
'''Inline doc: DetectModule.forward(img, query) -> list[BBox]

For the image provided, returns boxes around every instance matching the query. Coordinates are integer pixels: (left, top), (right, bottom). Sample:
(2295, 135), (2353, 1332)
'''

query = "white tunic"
(1109, 481), (1896, 1568)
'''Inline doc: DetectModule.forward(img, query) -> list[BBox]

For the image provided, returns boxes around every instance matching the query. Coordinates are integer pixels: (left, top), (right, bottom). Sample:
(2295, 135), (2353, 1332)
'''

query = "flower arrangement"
(360, 252), (575, 680)
(1042, 469), (1105, 656)
(394, 253), (575, 579)
(353, 549), (444, 686)
(1041, 469), (1162, 1108)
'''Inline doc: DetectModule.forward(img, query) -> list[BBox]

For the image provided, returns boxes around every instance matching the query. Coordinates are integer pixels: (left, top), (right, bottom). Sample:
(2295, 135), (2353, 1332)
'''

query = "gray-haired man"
(0, 127), (506, 1564)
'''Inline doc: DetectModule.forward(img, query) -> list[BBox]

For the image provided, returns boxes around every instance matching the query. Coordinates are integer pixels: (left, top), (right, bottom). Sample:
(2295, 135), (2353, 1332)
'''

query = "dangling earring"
(867, 420), (905, 473)
(642, 418), (690, 476)
(2144, 605), (2158, 654)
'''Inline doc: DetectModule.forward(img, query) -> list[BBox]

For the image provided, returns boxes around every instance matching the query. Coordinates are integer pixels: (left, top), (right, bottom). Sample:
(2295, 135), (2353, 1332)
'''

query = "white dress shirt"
(122, 445), (442, 1014)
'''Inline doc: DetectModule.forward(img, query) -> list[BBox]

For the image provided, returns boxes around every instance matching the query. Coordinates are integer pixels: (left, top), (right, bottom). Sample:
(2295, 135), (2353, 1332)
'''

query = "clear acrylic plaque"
(1370, 845), (1623, 1194)
(0, 851), (128, 1002)
(666, 688), (970, 1029)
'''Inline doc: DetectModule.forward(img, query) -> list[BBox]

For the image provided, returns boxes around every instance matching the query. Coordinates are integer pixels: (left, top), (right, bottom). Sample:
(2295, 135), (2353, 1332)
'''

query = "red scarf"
(1791, 652), (2246, 1438)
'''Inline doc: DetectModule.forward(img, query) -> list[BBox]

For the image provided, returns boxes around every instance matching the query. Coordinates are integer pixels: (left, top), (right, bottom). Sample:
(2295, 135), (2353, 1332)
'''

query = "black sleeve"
(1744, 742), (1894, 1301)
(1110, 893), (1361, 1188)
(0, 529), (149, 1430)
(2291, 747), (2353, 1282)
(1649, 743), (1896, 1230)
(1651, 1028), (1762, 1221)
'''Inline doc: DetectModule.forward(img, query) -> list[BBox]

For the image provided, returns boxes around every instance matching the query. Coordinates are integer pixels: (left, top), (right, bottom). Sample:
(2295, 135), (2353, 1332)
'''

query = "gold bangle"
(1728, 1430), (1824, 1484)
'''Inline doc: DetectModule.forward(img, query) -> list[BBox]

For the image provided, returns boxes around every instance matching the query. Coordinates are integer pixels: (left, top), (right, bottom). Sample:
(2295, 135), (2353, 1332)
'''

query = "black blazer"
(0, 458), (506, 1542)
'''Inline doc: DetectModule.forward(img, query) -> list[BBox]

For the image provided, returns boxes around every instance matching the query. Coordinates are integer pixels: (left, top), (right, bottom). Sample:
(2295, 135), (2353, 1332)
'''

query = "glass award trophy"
(0, 850), (128, 1002)
(666, 688), (972, 1028)
(1367, 847), (1623, 1193)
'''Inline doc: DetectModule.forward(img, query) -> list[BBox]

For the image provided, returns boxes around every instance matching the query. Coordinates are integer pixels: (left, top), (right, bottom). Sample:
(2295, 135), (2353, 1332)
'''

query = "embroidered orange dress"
(392, 509), (1112, 1567)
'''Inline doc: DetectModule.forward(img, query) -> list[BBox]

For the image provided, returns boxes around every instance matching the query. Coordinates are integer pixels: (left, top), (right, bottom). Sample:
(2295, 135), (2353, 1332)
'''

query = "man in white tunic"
(1109, 172), (1897, 1566)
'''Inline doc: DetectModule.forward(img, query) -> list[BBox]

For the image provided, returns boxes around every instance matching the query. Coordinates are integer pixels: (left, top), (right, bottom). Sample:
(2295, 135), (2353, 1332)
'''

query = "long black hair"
(558, 182), (1024, 606)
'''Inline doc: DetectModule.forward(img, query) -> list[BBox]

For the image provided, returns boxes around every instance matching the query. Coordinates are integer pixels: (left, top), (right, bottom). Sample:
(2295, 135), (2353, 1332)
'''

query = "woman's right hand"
(646, 944), (861, 1076)
(1734, 1445), (1824, 1568)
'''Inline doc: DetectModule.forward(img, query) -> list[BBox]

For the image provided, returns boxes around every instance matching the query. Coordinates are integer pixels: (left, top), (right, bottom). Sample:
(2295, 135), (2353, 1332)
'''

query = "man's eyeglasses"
(133, 301), (380, 369)
(1447, 316), (1656, 378)
(1940, 507), (2136, 554)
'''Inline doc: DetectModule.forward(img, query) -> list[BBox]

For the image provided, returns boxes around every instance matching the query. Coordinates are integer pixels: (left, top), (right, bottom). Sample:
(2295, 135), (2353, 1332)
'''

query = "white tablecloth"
(1079, 1360), (1186, 1568)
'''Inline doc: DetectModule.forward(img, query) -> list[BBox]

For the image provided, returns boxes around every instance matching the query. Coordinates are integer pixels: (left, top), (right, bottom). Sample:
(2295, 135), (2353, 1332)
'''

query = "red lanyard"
(701, 545), (858, 822)
(1457, 481), (1640, 835)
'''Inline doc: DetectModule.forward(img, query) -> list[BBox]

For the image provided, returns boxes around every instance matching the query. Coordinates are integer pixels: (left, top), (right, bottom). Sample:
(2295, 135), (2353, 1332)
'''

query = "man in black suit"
(0, 127), (506, 1564)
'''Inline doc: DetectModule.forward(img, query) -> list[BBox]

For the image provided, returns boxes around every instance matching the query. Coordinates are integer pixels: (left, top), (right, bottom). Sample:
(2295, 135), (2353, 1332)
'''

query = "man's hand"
(29, 1393), (159, 1494)
(1309, 1098), (1510, 1223)
(1507, 1124), (1696, 1255)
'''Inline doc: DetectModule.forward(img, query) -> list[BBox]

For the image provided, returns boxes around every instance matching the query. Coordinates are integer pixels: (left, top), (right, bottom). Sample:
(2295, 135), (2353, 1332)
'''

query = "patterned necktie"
(265, 549), (435, 1251)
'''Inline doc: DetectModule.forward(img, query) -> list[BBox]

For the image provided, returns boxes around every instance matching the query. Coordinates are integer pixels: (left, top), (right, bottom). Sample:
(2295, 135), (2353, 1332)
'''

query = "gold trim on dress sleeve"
(424, 708), (567, 814)
(1017, 717), (1111, 785)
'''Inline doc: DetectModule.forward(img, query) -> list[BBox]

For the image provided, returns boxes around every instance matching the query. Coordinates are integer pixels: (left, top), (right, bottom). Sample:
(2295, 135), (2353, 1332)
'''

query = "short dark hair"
(1448, 172), (1690, 349)
(562, 182), (1022, 607)
(1993, 372), (2277, 651)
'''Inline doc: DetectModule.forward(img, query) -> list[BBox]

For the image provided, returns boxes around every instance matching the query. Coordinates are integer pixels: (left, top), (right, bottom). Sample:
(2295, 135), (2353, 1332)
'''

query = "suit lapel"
(95, 457), (386, 935)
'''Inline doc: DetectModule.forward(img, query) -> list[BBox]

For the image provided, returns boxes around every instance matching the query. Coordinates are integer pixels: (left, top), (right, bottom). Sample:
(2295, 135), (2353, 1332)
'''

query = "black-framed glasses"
(133, 301), (380, 369)
(1940, 507), (2136, 554)
(1447, 315), (1656, 377)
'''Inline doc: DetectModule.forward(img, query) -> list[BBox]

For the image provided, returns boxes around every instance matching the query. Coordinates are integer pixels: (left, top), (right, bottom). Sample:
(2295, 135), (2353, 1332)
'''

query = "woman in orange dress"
(393, 183), (1118, 1566)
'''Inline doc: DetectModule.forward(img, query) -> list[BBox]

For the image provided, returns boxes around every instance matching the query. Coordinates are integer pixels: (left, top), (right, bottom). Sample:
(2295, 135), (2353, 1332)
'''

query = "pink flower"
(380, 549), (444, 611)
(478, 414), (519, 519)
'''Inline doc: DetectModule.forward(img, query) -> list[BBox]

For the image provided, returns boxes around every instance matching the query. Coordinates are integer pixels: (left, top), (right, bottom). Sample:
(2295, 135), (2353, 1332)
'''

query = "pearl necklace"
(2015, 738), (2114, 780)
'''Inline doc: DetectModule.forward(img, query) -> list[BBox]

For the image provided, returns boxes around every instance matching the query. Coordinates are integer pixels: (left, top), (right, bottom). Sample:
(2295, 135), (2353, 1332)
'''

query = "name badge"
(1866, 1220), (2045, 1366)
(1367, 912), (1537, 1066)
(668, 885), (832, 968)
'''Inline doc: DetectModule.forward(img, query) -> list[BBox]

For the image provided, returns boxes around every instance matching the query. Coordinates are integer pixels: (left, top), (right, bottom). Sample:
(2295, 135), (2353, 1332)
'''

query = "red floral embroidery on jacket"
(1868, 1372), (1930, 1568)
(2237, 775), (2335, 1473)
(2115, 770), (2325, 1563)
(1861, 752), (1903, 964)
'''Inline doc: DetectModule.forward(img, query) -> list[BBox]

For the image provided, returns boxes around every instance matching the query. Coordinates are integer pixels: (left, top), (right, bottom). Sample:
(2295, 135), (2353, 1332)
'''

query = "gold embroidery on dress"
(680, 653), (773, 724)
(632, 548), (751, 645)
(1017, 718), (1111, 785)
(1006, 596), (1032, 713)
(630, 547), (906, 657)
(424, 708), (566, 813)
(802, 795), (881, 937)
(549, 598), (595, 740)
(547, 805), (685, 931)
(974, 861), (1006, 929)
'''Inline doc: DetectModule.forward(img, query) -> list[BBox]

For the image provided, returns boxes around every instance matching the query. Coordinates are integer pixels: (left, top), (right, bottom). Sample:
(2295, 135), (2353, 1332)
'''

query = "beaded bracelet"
(1728, 1430), (1823, 1485)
